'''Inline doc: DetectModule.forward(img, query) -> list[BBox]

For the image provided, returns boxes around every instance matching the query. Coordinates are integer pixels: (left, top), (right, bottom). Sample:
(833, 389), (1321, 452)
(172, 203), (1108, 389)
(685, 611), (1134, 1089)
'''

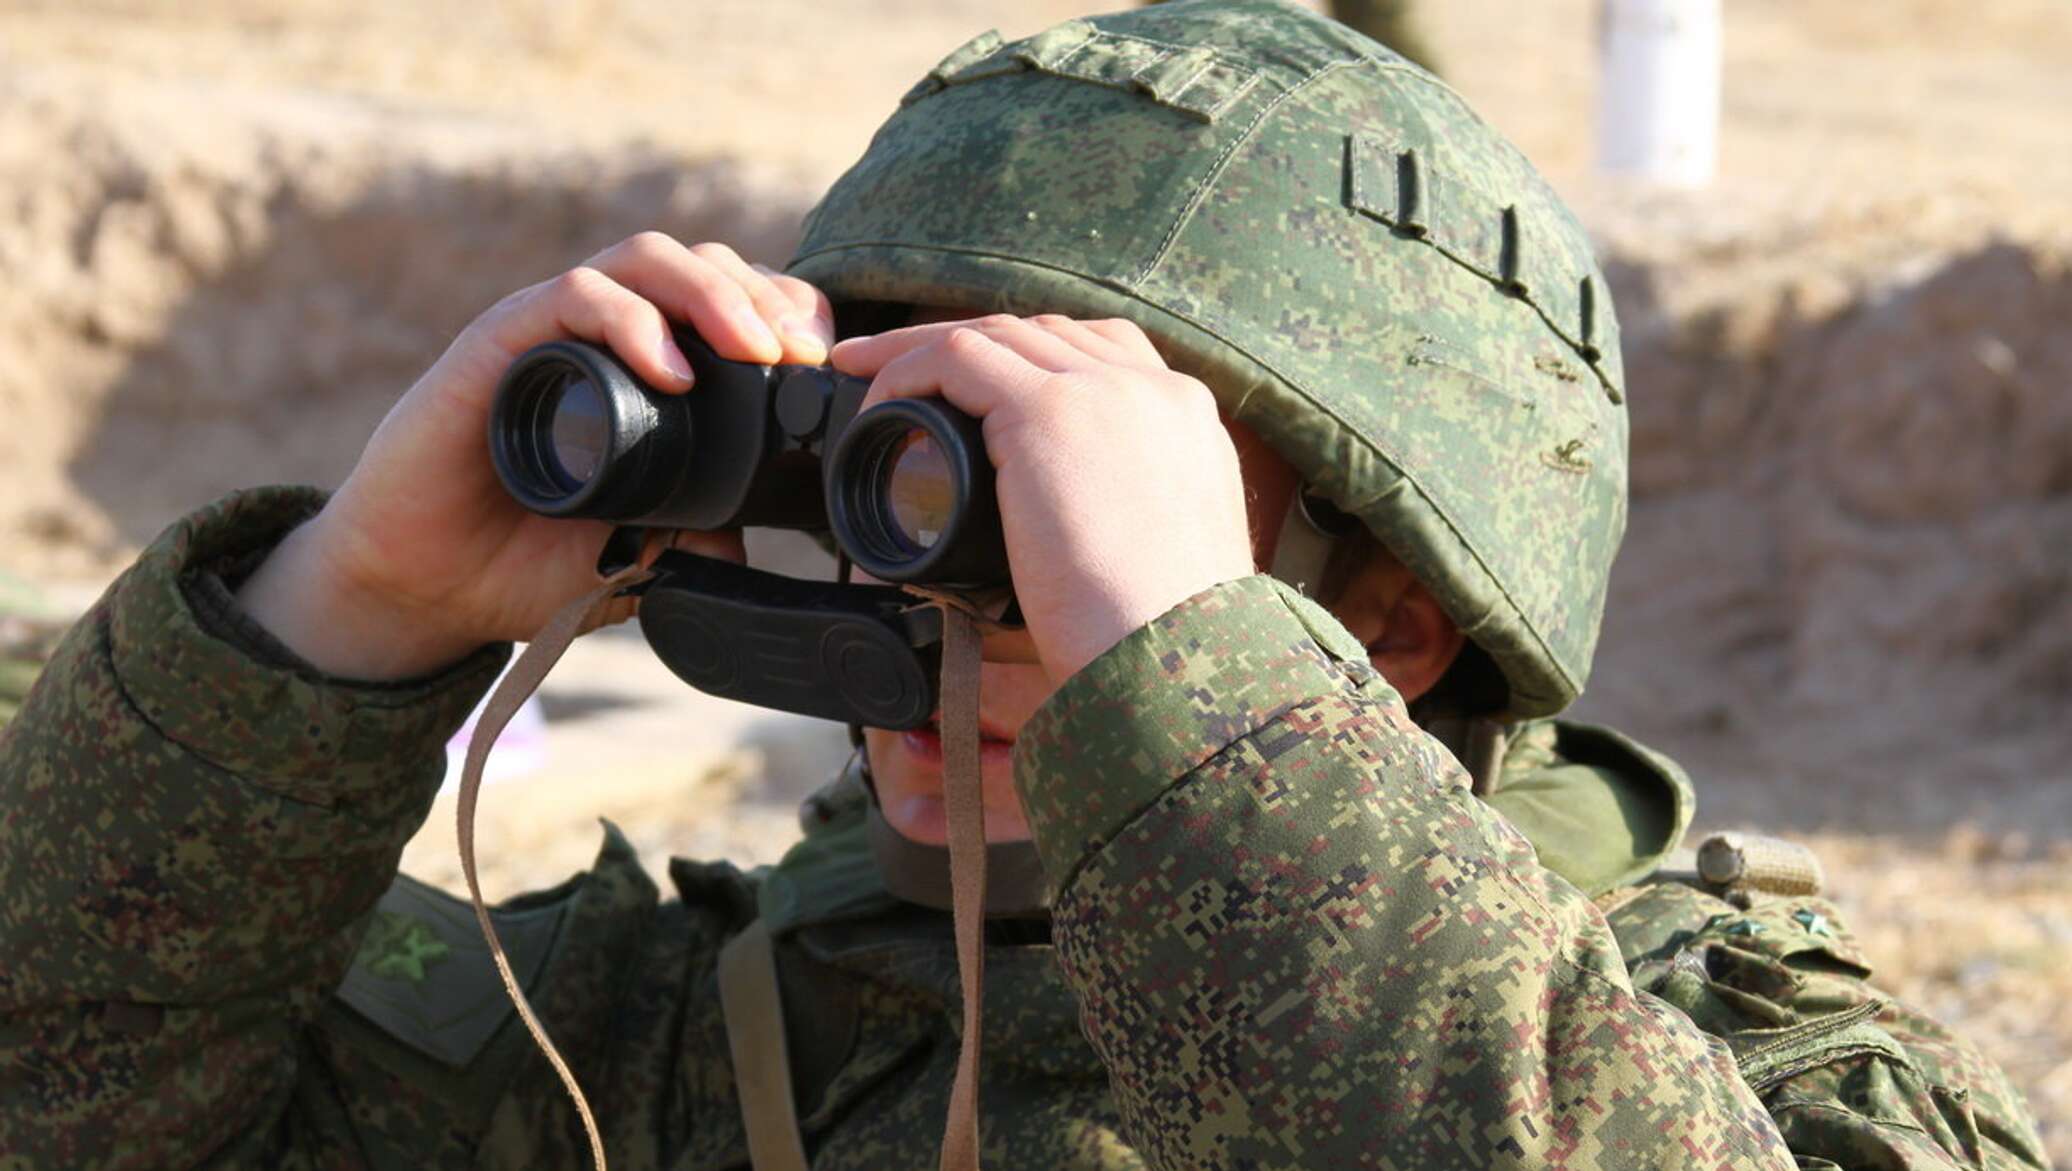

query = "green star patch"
(357, 910), (453, 983)
(1793, 909), (1834, 937)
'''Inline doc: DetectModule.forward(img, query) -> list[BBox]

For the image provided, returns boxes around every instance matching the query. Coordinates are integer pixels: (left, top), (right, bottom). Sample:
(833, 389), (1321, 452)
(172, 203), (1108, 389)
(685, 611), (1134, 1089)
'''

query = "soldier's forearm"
(0, 489), (511, 1166)
(1016, 577), (1796, 1168)
(0, 488), (508, 997)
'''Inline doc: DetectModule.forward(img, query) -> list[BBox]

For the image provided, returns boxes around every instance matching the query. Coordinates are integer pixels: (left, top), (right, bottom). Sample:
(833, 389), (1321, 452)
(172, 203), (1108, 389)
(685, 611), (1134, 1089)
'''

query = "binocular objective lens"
(884, 429), (954, 552)
(544, 375), (609, 489)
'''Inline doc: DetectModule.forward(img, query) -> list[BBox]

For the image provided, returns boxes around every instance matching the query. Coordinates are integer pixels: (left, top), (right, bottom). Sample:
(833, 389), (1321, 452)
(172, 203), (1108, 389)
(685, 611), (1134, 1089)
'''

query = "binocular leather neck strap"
(457, 563), (652, 1171)
(935, 603), (988, 1171)
(458, 569), (993, 1171)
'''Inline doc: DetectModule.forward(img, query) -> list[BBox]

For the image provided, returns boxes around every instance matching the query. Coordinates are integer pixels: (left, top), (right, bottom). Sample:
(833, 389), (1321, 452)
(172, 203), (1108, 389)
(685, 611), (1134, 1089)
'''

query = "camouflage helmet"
(788, 0), (1626, 717)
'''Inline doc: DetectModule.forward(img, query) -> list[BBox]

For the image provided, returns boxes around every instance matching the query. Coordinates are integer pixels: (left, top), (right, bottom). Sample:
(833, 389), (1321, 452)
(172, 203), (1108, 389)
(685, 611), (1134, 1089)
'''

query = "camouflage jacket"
(0, 489), (2048, 1169)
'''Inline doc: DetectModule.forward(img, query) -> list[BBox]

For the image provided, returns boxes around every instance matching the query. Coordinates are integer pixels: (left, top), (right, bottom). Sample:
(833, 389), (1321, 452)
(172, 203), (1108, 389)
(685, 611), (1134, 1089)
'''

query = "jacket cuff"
(1011, 575), (1377, 900)
(106, 487), (510, 804)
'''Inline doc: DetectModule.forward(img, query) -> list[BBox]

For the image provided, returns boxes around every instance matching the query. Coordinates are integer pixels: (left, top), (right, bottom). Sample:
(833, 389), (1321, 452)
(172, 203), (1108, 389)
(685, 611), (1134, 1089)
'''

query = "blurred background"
(2, 0), (2068, 1152)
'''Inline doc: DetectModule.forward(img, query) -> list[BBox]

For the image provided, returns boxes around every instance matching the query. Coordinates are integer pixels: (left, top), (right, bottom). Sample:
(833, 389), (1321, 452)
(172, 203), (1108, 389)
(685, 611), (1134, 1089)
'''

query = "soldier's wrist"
(234, 510), (485, 682)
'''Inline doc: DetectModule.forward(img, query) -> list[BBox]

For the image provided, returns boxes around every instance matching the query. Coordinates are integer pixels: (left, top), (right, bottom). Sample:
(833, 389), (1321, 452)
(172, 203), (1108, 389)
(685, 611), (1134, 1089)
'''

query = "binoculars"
(488, 330), (1005, 586)
(486, 329), (1006, 730)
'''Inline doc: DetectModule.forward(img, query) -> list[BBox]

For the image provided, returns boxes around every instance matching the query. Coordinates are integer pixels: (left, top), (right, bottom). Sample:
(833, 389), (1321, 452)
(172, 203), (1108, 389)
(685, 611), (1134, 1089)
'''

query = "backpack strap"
(718, 919), (811, 1171)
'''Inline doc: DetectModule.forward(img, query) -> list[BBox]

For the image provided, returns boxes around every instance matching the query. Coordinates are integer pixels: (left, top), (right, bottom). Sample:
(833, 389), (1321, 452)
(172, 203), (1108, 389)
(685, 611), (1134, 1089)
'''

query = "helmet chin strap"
(1269, 489), (1342, 598)
(864, 799), (1053, 917)
(849, 723), (1052, 917)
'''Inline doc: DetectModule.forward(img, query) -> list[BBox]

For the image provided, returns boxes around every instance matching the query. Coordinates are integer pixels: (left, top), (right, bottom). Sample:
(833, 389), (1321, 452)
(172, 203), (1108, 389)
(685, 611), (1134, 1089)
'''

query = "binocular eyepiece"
(488, 329), (1005, 586)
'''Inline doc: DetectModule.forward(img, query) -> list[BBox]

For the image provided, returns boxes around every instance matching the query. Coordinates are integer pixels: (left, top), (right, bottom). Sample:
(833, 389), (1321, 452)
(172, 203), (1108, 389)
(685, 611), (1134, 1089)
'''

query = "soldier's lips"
(901, 719), (1016, 765)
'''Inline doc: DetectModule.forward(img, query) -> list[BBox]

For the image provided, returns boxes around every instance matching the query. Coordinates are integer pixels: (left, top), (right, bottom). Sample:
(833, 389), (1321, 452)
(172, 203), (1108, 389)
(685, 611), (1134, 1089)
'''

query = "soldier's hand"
(832, 314), (1255, 682)
(236, 233), (835, 680)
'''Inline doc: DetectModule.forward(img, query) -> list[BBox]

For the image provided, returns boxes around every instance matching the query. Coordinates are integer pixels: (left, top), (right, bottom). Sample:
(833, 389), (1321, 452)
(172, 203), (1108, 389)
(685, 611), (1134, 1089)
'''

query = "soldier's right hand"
(234, 233), (836, 681)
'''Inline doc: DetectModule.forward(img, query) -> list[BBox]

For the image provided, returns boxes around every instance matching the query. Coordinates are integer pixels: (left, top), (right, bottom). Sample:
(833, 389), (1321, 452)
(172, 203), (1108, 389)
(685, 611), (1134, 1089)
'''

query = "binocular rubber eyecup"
(488, 341), (678, 519)
(824, 397), (1004, 586)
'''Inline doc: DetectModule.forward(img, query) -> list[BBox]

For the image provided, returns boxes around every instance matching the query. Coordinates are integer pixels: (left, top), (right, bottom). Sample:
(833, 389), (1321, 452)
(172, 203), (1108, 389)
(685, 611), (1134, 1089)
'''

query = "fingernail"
(734, 308), (782, 360)
(663, 345), (695, 384)
(781, 316), (828, 362)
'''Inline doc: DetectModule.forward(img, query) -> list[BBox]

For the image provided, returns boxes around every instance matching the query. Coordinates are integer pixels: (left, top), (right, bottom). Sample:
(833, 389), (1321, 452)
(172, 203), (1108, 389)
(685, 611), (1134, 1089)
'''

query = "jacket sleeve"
(1012, 575), (1798, 1170)
(0, 488), (513, 1169)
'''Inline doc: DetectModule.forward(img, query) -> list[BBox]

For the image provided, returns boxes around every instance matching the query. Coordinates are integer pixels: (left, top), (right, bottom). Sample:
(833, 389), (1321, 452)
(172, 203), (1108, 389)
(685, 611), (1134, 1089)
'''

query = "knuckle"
(977, 313), (1021, 331)
(1165, 373), (1217, 411)
(1031, 313), (1073, 329)
(551, 265), (613, 301)
(1101, 317), (1149, 343)
(690, 240), (742, 267)
(625, 229), (680, 259)
(944, 324), (991, 353)
(776, 272), (821, 299)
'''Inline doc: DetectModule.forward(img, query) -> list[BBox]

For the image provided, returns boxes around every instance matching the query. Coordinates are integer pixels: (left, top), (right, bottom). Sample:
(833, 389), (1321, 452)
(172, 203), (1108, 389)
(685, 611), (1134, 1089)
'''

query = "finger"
(688, 244), (823, 365)
(487, 265), (694, 392)
(1079, 317), (1165, 366)
(980, 625), (1041, 665)
(1031, 315), (1166, 370)
(588, 232), (783, 366)
(862, 325), (1049, 418)
(967, 314), (1105, 375)
(1024, 314), (1139, 367)
(665, 528), (748, 565)
(588, 592), (642, 632)
(830, 318), (964, 376)
(754, 264), (838, 361)
(835, 315), (1088, 378)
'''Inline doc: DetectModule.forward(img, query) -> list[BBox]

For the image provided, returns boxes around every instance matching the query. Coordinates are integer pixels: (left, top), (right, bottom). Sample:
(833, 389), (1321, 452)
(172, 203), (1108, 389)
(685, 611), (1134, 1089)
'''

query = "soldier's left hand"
(832, 314), (1255, 682)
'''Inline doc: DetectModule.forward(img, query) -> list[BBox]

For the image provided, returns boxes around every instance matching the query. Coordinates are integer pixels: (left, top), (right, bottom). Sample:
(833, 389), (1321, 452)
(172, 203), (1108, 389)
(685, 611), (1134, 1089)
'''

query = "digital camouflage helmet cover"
(789, 0), (1627, 718)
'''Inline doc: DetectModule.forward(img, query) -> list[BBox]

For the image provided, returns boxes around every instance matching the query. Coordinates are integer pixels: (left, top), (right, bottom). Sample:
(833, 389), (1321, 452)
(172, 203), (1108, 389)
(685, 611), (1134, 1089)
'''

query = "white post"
(1596, 0), (1722, 187)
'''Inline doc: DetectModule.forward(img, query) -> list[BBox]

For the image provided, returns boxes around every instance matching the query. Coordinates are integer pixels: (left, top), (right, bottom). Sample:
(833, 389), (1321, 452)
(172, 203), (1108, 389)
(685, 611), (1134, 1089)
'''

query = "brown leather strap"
(718, 919), (813, 1171)
(936, 605), (985, 1171)
(458, 563), (993, 1171)
(458, 564), (651, 1171)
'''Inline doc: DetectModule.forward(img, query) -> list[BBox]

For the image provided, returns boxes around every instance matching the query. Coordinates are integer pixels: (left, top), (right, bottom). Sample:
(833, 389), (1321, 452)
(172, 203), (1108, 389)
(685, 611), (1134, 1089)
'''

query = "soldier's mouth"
(901, 718), (1016, 765)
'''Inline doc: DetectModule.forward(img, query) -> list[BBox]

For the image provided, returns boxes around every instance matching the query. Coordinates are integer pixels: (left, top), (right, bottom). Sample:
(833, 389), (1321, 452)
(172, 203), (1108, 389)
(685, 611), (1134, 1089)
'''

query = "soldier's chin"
(865, 725), (1034, 846)
(885, 794), (951, 845)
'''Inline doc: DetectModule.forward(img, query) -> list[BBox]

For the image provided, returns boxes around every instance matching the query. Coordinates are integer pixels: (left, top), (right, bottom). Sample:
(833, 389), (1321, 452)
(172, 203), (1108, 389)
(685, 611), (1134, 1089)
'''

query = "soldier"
(0, 3), (2048, 1168)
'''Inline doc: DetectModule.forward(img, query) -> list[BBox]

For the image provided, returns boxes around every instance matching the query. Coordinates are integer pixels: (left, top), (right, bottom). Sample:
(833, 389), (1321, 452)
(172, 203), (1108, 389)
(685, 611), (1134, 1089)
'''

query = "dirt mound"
(0, 65), (812, 574)
(1578, 218), (2072, 832)
(6, 46), (2069, 834)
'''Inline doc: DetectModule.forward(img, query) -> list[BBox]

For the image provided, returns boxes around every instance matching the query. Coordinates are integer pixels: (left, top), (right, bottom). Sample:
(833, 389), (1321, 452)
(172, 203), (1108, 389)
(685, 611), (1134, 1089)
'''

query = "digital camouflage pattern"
(0, 490), (2048, 1168)
(790, 0), (1624, 717)
(1148, 0), (1438, 74)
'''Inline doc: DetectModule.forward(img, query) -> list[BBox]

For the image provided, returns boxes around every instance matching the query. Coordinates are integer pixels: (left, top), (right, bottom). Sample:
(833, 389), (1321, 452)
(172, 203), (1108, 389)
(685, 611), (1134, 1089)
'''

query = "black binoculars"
(486, 329), (1007, 730)
(488, 329), (1005, 585)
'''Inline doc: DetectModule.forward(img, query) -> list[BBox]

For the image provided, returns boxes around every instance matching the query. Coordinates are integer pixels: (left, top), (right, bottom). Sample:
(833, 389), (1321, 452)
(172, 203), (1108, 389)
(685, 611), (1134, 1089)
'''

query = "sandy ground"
(5, 0), (2072, 1154)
